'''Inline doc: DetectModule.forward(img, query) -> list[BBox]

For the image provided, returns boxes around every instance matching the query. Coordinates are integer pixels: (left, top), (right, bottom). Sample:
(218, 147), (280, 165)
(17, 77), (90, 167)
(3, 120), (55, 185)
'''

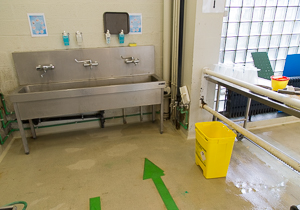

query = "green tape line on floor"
(90, 196), (101, 210)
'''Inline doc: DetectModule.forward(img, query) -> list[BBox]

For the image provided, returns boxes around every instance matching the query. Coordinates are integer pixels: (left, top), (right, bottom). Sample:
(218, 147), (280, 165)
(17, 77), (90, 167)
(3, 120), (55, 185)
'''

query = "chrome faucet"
(121, 56), (140, 65)
(36, 64), (55, 78)
(75, 59), (99, 69)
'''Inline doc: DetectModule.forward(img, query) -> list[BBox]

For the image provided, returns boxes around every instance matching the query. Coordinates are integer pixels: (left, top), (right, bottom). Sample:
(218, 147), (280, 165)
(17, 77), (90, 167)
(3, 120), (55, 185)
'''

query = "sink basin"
(10, 74), (165, 120)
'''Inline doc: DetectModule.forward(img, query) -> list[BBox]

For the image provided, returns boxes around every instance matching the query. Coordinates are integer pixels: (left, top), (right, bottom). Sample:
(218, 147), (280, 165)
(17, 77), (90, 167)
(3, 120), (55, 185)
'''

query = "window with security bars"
(219, 0), (300, 73)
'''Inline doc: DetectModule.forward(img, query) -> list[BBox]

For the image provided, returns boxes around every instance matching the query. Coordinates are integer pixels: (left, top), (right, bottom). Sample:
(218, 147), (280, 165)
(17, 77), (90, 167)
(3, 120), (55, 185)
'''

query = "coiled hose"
(2, 201), (27, 210)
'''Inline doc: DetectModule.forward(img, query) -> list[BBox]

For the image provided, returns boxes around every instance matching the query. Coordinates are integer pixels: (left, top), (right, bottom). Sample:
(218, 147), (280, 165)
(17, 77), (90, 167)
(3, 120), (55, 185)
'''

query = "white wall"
(181, 0), (224, 139)
(0, 0), (225, 143)
(0, 0), (164, 98)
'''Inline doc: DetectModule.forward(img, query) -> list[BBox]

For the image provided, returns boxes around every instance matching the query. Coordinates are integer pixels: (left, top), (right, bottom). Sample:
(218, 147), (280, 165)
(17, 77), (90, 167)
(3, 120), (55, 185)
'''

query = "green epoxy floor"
(0, 121), (300, 209)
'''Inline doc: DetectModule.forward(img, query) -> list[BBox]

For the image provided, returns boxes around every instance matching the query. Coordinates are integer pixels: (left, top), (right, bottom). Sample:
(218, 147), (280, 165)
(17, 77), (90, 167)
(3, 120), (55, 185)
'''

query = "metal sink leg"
(152, 105), (155, 122)
(13, 103), (29, 154)
(29, 119), (36, 139)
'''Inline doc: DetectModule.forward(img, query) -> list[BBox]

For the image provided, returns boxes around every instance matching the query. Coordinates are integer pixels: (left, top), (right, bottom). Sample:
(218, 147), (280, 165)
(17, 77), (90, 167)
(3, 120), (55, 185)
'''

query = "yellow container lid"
(195, 122), (236, 142)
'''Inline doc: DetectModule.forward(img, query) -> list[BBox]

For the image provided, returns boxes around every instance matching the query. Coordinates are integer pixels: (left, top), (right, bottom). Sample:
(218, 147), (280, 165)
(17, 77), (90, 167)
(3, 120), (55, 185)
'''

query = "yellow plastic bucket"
(271, 76), (290, 91)
(195, 122), (236, 179)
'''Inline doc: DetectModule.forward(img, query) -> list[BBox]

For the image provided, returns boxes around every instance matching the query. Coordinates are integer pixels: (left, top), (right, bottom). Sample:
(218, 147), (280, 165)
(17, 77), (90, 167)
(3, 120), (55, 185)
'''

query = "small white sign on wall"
(202, 0), (226, 13)
(27, 13), (48, 37)
(129, 13), (142, 34)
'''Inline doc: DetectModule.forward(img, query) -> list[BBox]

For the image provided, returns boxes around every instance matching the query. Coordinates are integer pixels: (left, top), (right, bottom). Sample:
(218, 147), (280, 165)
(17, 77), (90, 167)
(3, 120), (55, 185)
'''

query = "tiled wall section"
(0, 0), (163, 102)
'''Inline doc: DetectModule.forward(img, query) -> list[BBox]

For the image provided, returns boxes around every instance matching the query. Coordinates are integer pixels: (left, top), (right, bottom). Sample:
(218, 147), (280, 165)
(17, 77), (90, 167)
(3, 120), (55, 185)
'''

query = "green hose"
(0, 110), (17, 129)
(0, 93), (15, 115)
(3, 201), (27, 210)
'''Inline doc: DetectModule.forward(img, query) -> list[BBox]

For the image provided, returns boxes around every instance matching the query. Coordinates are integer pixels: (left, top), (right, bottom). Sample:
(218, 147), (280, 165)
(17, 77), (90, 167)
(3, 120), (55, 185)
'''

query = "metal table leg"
(243, 98), (252, 129)
(13, 103), (30, 154)
(29, 119), (36, 139)
(237, 98), (252, 141)
(122, 108), (127, 124)
(152, 105), (155, 122)
(213, 84), (221, 121)
(140, 106), (143, 122)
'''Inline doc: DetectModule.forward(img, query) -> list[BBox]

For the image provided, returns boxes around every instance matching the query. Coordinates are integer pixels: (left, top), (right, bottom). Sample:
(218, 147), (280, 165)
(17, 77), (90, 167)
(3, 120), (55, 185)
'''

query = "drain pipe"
(200, 99), (300, 172)
(176, 0), (185, 101)
(175, 0), (185, 129)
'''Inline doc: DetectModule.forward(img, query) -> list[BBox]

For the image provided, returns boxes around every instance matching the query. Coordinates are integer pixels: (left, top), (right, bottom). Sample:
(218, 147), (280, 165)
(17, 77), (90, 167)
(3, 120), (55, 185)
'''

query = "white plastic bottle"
(105, 30), (111, 44)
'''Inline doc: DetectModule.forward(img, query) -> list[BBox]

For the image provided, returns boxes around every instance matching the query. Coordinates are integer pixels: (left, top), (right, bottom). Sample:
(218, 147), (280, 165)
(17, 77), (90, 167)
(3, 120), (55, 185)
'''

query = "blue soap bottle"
(119, 30), (124, 44)
(62, 31), (69, 46)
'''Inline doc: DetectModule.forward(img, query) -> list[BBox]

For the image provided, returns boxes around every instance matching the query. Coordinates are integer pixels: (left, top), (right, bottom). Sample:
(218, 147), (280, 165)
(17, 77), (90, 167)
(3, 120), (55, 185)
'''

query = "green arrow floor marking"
(143, 158), (179, 210)
(90, 196), (101, 210)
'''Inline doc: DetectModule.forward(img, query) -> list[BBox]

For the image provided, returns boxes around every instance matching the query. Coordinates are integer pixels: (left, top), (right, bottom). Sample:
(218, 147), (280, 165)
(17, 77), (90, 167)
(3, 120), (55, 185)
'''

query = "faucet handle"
(75, 59), (92, 63)
(75, 59), (98, 69)
(121, 56), (139, 65)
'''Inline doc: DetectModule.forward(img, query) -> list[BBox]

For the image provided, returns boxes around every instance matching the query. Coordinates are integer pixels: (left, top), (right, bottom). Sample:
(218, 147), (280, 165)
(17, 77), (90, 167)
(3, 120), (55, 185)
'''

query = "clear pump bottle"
(105, 30), (111, 44)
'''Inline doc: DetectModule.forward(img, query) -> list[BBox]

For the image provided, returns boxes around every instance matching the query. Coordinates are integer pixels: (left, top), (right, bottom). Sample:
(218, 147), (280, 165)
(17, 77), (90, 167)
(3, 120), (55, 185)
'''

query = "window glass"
(277, 0), (288, 6)
(268, 48), (278, 60)
(224, 51), (236, 63)
(227, 23), (239, 36)
(243, 0), (255, 6)
(272, 22), (284, 34)
(285, 7), (297, 20)
(261, 22), (273, 35)
(275, 7), (287, 21)
(237, 37), (249, 49)
(259, 36), (270, 48)
(235, 50), (247, 63)
(290, 34), (300, 46)
(239, 22), (251, 36)
(288, 47), (299, 54)
(229, 8), (242, 22)
(282, 22), (294, 34)
(288, 0), (299, 6)
(248, 36), (260, 49)
(241, 8), (253, 22)
(255, 0), (267, 6)
(220, 0), (299, 73)
(253, 8), (265, 21)
(264, 7), (276, 21)
(250, 22), (262, 35)
(225, 37), (238, 50)
(266, 0), (278, 6)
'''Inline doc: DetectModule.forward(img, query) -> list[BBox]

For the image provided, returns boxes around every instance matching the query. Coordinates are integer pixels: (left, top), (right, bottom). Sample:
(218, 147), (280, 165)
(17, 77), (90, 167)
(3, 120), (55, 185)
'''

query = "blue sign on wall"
(27, 13), (48, 37)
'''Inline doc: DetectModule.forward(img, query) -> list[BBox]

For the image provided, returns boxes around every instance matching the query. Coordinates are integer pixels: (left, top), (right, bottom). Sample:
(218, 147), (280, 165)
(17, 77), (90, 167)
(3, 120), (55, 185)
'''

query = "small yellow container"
(271, 76), (290, 91)
(195, 122), (236, 179)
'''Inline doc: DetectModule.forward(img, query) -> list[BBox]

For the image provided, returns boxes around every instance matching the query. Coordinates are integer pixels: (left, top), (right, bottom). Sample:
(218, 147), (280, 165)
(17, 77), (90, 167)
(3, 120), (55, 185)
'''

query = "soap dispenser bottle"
(75, 31), (83, 46)
(62, 31), (70, 46)
(119, 30), (124, 44)
(105, 30), (111, 44)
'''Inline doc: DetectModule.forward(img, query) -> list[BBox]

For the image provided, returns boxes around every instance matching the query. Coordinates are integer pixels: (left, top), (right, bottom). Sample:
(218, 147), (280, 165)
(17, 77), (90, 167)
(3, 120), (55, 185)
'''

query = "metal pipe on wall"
(171, 0), (180, 122)
(163, 0), (172, 85)
(201, 102), (300, 172)
(204, 68), (300, 110)
(176, 0), (185, 102)
(170, 0), (185, 126)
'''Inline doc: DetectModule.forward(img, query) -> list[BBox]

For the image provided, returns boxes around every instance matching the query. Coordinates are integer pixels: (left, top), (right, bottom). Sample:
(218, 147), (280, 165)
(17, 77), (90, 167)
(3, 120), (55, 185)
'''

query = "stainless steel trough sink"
(10, 74), (165, 154)
(10, 46), (165, 154)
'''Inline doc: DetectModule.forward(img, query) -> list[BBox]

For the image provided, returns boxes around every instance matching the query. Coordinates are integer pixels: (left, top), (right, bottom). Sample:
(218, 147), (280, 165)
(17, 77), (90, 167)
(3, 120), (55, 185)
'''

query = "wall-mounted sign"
(27, 13), (48, 37)
(129, 13), (142, 34)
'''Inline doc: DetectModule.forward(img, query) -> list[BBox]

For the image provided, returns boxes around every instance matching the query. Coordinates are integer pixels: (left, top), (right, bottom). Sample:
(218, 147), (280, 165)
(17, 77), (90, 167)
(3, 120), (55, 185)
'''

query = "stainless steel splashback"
(12, 46), (155, 85)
